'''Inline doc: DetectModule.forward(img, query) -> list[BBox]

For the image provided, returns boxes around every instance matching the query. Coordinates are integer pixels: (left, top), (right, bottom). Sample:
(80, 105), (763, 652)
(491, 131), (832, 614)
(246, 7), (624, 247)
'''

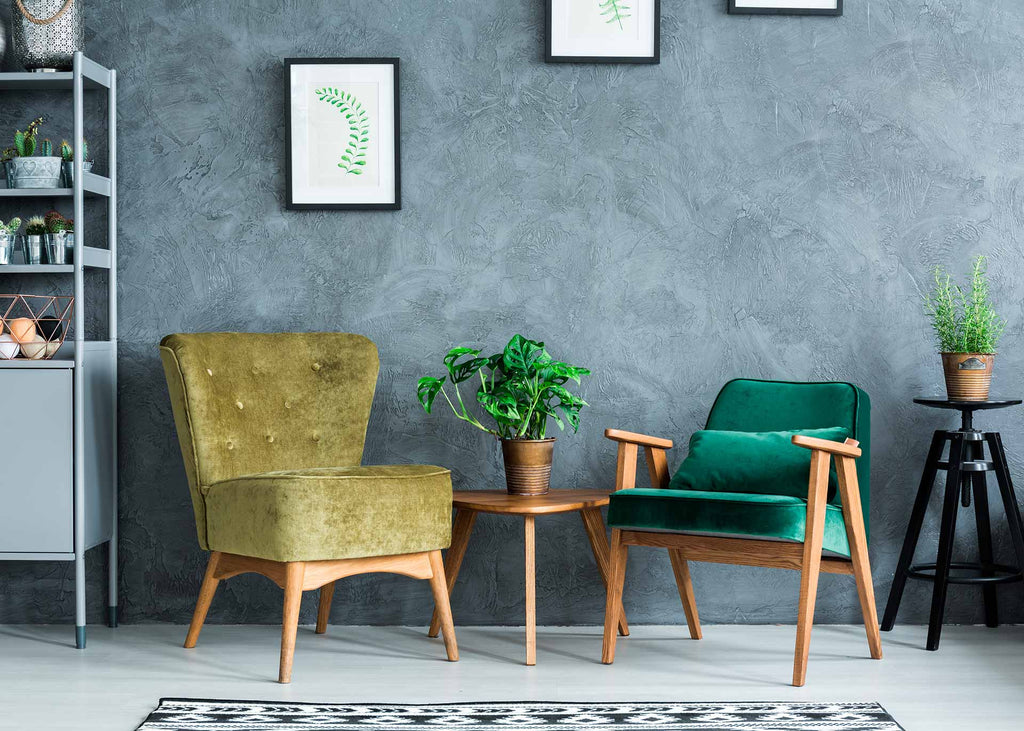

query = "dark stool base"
(882, 408), (1024, 651)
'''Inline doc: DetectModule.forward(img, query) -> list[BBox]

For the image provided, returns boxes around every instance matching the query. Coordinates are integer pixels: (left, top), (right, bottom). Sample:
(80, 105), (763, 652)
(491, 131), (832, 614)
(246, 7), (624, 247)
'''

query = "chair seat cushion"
(606, 488), (851, 558)
(203, 465), (452, 562)
(669, 427), (850, 502)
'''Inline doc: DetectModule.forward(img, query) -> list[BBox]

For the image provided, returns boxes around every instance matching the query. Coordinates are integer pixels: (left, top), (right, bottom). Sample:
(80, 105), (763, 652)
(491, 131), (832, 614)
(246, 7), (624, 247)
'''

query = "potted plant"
(924, 255), (1005, 401)
(417, 334), (590, 496)
(60, 138), (93, 187)
(22, 215), (46, 264)
(0, 218), (21, 265)
(44, 210), (70, 264)
(7, 117), (61, 189)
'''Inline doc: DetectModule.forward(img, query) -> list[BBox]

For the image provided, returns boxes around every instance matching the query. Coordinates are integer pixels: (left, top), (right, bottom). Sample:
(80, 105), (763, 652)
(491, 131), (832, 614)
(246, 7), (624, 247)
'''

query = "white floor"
(1, 623), (1022, 730)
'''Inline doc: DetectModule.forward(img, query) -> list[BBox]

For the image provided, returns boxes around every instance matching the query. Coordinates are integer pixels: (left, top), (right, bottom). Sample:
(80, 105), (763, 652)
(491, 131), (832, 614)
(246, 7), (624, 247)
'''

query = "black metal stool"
(882, 398), (1024, 650)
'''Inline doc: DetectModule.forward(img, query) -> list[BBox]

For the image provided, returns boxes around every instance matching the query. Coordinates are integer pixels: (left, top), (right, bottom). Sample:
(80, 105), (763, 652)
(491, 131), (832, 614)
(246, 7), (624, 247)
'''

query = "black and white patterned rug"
(136, 700), (904, 731)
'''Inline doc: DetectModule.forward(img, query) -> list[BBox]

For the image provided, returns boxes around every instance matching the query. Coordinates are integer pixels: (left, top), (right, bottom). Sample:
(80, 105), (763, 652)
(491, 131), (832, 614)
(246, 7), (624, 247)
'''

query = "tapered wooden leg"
(429, 508), (476, 638)
(316, 581), (335, 635)
(278, 562), (306, 684)
(602, 529), (628, 664)
(184, 551), (222, 649)
(427, 550), (459, 661)
(580, 508), (629, 636)
(525, 515), (536, 666)
(668, 549), (702, 640)
(835, 451), (882, 660)
(793, 450), (830, 687)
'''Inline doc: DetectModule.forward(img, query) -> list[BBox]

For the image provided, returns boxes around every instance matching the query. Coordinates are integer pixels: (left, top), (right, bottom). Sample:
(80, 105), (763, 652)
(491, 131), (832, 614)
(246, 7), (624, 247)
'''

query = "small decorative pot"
(941, 353), (994, 401)
(0, 233), (14, 265)
(44, 231), (70, 264)
(61, 159), (92, 188)
(22, 234), (44, 264)
(500, 437), (555, 496)
(9, 156), (62, 188)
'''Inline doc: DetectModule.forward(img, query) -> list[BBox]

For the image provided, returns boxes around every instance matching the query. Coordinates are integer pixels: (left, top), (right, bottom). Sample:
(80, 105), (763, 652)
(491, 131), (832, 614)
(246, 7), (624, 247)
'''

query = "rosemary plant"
(924, 255), (1005, 354)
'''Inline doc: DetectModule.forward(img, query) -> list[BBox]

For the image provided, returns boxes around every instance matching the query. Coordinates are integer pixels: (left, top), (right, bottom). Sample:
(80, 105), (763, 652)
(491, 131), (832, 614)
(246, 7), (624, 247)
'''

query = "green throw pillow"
(668, 427), (851, 502)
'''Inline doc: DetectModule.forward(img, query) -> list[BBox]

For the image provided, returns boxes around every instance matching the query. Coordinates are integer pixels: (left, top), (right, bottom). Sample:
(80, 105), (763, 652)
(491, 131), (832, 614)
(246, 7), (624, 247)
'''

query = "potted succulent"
(22, 215), (46, 264)
(0, 218), (21, 265)
(60, 138), (93, 187)
(417, 334), (590, 496)
(44, 210), (71, 264)
(6, 117), (61, 189)
(924, 255), (1005, 401)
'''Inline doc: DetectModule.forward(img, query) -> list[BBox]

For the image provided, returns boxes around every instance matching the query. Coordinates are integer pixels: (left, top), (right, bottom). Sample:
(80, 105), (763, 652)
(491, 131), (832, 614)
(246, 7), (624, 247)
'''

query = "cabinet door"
(0, 369), (73, 553)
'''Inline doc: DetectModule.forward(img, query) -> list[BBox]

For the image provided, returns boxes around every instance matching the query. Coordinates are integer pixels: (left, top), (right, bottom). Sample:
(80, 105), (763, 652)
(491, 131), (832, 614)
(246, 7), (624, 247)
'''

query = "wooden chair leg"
(580, 508), (629, 636)
(184, 551), (222, 649)
(601, 529), (628, 664)
(429, 508), (476, 638)
(668, 549), (702, 640)
(793, 450), (830, 687)
(835, 452), (883, 660)
(278, 562), (306, 684)
(427, 550), (459, 661)
(316, 581), (335, 635)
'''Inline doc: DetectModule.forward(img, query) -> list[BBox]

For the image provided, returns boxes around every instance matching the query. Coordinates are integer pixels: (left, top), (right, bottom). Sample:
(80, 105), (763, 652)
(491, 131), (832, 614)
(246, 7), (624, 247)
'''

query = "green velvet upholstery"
(668, 427), (850, 501)
(606, 489), (851, 557)
(159, 332), (452, 561)
(608, 379), (870, 557)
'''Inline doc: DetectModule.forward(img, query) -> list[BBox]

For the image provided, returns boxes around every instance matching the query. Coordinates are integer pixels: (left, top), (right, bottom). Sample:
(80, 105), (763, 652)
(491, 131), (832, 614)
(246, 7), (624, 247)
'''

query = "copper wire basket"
(0, 294), (74, 360)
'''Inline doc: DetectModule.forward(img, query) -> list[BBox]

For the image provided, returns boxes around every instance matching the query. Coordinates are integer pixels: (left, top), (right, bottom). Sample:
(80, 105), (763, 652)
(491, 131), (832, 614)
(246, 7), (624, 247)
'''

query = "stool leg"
(927, 434), (965, 651)
(971, 440), (999, 628)
(986, 433), (1024, 576)
(883, 431), (946, 632)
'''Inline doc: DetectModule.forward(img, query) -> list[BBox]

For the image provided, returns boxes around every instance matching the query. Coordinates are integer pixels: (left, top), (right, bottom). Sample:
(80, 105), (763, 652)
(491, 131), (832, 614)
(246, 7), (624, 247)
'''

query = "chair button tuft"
(311, 362), (322, 372)
(226, 441), (234, 450)
(284, 400), (292, 409)
(206, 368), (213, 377)
(236, 401), (244, 410)
(312, 433), (321, 442)
(266, 435), (275, 443)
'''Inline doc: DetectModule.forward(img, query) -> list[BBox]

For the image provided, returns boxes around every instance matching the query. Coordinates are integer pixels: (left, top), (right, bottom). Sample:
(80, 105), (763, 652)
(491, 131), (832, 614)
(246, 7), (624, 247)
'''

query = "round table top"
(451, 489), (613, 515)
(914, 398), (1022, 411)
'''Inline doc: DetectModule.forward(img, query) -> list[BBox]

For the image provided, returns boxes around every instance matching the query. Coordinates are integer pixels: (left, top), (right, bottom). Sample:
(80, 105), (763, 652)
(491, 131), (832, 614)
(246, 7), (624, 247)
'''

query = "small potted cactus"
(44, 210), (72, 264)
(23, 215), (46, 264)
(60, 139), (93, 188)
(0, 218), (21, 265)
(7, 118), (62, 189)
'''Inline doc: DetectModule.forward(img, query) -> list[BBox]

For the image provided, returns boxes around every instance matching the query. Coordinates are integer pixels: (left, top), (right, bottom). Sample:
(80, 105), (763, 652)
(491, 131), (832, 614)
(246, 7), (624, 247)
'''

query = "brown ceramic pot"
(500, 437), (555, 496)
(941, 353), (994, 401)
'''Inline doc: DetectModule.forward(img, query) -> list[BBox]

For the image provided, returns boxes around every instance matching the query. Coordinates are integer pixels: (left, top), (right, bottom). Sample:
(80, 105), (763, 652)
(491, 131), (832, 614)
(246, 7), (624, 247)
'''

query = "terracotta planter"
(500, 438), (555, 496)
(941, 353), (994, 401)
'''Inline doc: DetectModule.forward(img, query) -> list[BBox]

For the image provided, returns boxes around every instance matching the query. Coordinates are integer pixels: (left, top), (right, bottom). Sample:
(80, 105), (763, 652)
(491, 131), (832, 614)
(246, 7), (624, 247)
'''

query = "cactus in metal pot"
(44, 210), (66, 233)
(39, 138), (53, 157)
(60, 140), (73, 161)
(25, 216), (47, 235)
(63, 218), (74, 233)
(0, 218), (21, 235)
(13, 117), (45, 157)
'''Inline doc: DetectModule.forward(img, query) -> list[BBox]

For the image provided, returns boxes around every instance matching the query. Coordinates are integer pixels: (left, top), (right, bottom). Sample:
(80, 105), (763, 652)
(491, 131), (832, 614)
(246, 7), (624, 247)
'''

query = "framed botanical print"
(728, 0), (842, 15)
(285, 58), (401, 210)
(546, 0), (660, 64)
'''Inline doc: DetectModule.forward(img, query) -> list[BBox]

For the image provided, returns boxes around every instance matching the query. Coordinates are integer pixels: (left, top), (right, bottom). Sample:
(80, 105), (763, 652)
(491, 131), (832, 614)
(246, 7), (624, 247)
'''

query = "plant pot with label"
(417, 334), (590, 496)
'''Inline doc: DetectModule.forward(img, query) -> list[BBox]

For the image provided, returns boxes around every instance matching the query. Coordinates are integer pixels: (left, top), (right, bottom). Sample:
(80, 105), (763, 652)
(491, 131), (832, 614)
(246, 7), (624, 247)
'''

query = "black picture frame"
(546, 0), (660, 64)
(727, 0), (842, 15)
(285, 57), (401, 211)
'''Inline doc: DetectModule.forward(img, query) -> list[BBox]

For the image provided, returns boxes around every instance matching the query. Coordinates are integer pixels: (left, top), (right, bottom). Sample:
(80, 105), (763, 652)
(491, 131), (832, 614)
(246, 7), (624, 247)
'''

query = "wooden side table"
(427, 489), (629, 665)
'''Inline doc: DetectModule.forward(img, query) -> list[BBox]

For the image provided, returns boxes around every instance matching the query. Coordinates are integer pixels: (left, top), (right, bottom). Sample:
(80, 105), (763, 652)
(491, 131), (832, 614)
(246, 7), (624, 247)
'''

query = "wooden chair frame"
(600, 428), (882, 686)
(185, 549), (458, 683)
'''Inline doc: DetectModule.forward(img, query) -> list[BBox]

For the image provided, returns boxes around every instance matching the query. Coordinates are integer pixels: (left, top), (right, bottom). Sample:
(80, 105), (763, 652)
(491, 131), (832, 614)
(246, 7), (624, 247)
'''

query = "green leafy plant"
(599, 0), (630, 29)
(0, 217), (21, 235)
(924, 255), (1005, 354)
(417, 334), (590, 440)
(24, 216), (47, 235)
(314, 88), (369, 175)
(12, 117), (45, 157)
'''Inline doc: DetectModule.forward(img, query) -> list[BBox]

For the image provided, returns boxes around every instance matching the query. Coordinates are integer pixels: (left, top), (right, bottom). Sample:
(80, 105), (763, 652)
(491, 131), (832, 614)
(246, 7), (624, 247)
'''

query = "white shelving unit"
(0, 53), (117, 649)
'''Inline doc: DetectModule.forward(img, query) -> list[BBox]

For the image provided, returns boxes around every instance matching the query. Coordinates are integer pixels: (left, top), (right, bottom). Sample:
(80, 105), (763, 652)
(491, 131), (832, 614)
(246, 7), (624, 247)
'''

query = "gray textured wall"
(2, 0), (1024, 628)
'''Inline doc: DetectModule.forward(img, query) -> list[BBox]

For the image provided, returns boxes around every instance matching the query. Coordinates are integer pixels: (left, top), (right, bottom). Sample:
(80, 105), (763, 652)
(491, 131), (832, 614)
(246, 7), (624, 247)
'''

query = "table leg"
(525, 515), (536, 666)
(429, 508), (477, 638)
(580, 508), (629, 636)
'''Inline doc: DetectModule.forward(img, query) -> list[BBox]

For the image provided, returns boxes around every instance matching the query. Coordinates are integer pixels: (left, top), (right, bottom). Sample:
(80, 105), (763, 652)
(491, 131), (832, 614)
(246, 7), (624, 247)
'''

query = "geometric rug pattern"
(136, 700), (905, 731)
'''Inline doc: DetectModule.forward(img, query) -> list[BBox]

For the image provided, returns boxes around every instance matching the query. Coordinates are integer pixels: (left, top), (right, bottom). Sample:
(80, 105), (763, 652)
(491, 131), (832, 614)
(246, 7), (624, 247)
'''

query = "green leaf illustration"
(598, 0), (630, 29)
(314, 87), (371, 175)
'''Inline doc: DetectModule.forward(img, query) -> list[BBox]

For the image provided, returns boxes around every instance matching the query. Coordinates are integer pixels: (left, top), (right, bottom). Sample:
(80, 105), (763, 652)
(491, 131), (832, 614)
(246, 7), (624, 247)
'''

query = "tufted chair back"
(159, 332), (380, 549)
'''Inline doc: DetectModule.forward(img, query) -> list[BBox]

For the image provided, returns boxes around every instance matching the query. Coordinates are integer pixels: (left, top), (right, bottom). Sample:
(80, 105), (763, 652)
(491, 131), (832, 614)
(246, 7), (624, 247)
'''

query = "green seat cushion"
(203, 465), (452, 562)
(669, 427), (850, 503)
(607, 488), (851, 557)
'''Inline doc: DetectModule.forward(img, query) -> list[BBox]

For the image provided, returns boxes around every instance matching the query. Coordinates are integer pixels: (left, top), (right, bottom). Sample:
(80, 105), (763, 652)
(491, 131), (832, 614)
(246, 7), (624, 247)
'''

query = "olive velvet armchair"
(601, 379), (881, 686)
(159, 332), (458, 683)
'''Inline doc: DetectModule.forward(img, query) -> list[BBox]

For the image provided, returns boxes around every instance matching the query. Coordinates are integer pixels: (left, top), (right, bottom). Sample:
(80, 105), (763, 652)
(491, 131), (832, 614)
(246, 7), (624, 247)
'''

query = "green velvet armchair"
(601, 379), (881, 686)
(159, 332), (458, 683)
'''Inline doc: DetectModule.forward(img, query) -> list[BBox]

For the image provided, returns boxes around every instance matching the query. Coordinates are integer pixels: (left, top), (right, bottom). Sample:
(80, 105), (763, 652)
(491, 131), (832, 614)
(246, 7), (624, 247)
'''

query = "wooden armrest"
(605, 428), (673, 450)
(791, 434), (862, 458)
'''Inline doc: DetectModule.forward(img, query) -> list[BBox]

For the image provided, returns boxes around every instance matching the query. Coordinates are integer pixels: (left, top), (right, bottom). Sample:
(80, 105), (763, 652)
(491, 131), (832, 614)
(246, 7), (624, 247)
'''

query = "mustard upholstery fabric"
(159, 332), (452, 560)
